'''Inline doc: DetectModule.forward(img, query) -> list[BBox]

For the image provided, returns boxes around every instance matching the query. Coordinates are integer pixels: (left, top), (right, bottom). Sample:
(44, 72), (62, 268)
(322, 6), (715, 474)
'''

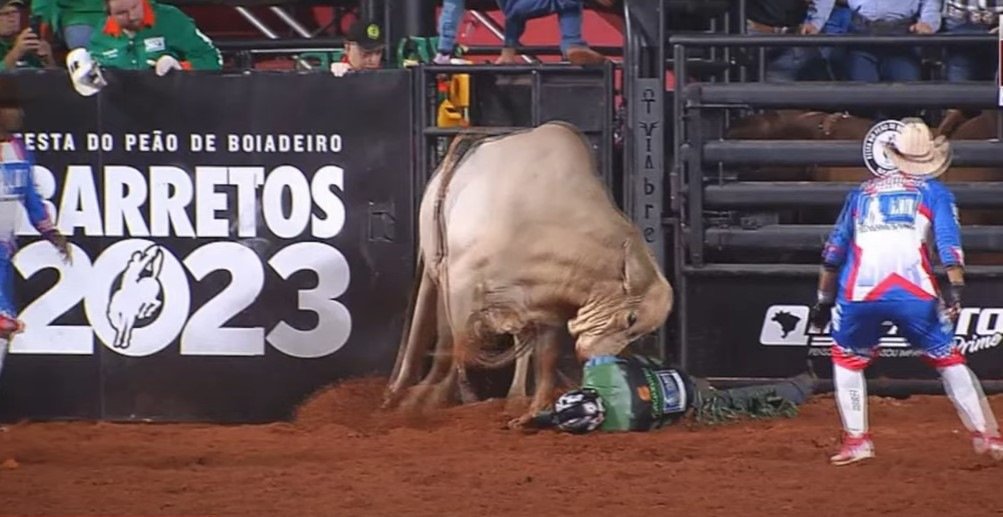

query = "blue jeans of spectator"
(63, 24), (94, 50)
(844, 45), (921, 82)
(943, 19), (996, 81)
(437, 0), (465, 55)
(820, 5), (853, 80)
(746, 22), (827, 81)
(501, 0), (586, 55)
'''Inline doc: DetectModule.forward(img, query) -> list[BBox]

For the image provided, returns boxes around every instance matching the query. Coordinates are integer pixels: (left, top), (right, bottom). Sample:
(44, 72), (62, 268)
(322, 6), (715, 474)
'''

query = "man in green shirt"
(0, 0), (54, 71)
(30, 0), (106, 49)
(86, 0), (221, 73)
(529, 354), (816, 433)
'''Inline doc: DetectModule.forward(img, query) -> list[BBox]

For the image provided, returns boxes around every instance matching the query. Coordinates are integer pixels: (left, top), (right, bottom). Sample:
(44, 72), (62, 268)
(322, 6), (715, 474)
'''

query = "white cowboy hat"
(882, 118), (952, 178)
(65, 48), (107, 97)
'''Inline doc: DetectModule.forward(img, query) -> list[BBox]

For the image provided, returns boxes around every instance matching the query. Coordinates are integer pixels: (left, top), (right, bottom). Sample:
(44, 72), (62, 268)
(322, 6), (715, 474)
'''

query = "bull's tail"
(388, 252), (425, 381)
(385, 252), (439, 404)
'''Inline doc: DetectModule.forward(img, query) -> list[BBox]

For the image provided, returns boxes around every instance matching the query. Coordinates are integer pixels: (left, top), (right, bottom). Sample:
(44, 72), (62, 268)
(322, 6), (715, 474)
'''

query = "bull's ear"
(622, 237), (657, 295)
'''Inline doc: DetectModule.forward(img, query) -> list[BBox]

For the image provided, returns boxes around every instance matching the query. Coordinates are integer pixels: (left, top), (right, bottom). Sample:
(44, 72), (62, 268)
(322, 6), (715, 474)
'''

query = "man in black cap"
(331, 19), (385, 77)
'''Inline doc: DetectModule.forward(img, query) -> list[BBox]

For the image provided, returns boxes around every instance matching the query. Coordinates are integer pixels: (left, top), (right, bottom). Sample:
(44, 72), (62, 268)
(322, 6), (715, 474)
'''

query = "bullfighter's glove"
(808, 290), (834, 333)
(943, 283), (964, 324)
(42, 228), (72, 265)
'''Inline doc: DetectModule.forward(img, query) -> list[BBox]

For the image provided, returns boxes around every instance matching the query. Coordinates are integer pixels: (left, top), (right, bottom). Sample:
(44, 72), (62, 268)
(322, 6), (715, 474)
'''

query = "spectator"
(813, 0), (942, 83)
(30, 0), (106, 50)
(330, 19), (385, 77)
(0, 0), (54, 70)
(744, 0), (834, 81)
(433, 0), (464, 64)
(938, 1), (1002, 135)
(818, 0), (854, 80)
(495, 0), (611, 65)
(86, 0), (222, 73)
(942, 1), (1000, 81)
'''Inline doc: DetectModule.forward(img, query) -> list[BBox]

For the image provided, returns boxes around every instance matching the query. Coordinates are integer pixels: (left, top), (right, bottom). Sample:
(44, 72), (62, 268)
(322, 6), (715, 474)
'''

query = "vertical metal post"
(686, 102), (704, 267)
(602, 63), (615, 194)
(531, 70), (541, 127)
(624, 0), (667, 360)
(672, 43), (685, 214)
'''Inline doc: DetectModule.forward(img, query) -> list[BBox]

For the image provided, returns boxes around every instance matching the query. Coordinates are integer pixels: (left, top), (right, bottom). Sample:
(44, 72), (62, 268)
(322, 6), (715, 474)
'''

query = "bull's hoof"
(422, 378), (459, 410)
(381, 388), (403, 410)
(398, 383), (433, 412)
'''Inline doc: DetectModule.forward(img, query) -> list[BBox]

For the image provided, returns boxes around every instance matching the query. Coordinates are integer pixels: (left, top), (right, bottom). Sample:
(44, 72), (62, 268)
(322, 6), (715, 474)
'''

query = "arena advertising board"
(0, 70), (415, 422)
(685, 277), (1003, 382)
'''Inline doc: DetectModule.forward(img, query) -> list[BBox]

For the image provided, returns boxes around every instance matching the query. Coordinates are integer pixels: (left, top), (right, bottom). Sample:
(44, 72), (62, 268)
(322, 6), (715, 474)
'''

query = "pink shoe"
(830, 433), (875, 466)
(972, 432), (1003, 460)
(0, 313), (23, 339)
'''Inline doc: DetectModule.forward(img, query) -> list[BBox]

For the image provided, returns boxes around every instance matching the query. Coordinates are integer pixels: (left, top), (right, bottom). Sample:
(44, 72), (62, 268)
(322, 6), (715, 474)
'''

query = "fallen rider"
(526, 354), (817, 433)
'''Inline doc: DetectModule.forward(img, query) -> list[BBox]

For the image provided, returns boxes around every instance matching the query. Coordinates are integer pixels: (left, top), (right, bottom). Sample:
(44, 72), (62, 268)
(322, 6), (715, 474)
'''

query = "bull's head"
(568, 236), (674, 360)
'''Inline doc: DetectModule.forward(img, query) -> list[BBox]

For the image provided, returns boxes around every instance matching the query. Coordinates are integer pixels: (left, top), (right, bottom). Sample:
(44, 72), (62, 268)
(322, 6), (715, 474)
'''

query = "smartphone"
(28, 15), (42, 36)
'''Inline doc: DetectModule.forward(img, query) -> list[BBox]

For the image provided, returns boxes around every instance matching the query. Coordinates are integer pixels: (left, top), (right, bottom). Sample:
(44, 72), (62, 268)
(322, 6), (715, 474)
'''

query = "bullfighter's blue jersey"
(0, 136), (53, 257)
(821, 174), (963, 303)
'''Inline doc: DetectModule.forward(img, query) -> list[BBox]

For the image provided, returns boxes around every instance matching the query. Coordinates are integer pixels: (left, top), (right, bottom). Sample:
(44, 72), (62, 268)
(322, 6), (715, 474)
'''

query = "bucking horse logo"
(106, 245), (165, 349)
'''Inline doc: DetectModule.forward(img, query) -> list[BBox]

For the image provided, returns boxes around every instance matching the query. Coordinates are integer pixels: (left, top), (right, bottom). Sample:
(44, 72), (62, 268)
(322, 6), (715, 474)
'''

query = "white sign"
(9, 163), (353, 359)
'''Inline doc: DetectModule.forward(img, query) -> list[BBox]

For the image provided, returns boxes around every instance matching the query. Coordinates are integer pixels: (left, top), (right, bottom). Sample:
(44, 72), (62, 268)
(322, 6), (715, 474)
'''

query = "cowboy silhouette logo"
(106, 245), (166, 349)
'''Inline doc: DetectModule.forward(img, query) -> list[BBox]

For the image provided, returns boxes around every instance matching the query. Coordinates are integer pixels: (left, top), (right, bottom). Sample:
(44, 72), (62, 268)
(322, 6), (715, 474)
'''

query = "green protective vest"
(579, 355), (814, 432)
(87, 3), (222, 71)
(0, 38), (46, 71)
(582, 355), (692, 432)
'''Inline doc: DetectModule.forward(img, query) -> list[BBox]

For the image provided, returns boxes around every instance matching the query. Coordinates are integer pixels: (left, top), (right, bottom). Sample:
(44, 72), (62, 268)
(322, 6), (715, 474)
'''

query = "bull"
(383, 121), (673, 428)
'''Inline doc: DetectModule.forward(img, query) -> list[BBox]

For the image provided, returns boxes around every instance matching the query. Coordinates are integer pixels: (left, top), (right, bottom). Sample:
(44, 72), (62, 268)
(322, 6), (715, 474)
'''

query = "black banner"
(686, 277), (1003, 382)
(0, 69), (415, 423)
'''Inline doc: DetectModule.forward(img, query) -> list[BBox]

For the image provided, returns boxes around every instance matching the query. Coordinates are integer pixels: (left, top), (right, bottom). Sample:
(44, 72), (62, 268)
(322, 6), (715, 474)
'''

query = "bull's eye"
(627, 312), (637, 327)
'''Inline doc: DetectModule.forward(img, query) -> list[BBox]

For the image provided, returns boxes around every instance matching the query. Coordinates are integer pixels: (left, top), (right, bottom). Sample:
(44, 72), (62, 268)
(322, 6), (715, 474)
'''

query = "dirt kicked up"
(1, 377), (1001, 517)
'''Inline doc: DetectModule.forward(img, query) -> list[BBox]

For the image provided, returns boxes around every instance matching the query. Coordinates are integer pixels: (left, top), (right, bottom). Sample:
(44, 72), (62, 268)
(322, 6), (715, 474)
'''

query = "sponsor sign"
(760, 304), (1003, 359)
(685, 278), (1003, 381)
(0, 70), (415, 422)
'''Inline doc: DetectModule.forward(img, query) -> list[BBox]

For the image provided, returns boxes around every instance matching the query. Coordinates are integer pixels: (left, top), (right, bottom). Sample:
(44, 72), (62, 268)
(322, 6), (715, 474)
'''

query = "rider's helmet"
(553, 388), (605, 434)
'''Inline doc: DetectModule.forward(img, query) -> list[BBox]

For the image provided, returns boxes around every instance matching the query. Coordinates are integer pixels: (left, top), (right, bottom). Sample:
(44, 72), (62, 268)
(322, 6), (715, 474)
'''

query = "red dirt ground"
(1, 377), (1002, 517)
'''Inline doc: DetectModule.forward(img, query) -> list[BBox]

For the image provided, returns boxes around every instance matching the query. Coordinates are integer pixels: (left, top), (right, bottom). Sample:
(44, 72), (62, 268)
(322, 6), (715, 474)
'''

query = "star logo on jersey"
(863, 120), (905, 178)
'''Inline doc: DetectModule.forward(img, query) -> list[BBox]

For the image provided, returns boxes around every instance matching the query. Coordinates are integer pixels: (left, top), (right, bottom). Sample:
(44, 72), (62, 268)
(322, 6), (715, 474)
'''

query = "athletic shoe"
(972, 432), (1003, 460)
(830, 433), (875, 466)
(0, 313), (23, 339)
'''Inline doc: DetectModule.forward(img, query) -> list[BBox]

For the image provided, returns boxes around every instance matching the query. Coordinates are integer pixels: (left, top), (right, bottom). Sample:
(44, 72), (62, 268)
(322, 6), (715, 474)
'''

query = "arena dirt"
(1, 377), (1001, 516)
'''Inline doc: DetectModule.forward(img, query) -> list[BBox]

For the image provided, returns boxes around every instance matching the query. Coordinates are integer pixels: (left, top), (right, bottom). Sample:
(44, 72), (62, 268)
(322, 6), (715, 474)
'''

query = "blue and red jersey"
(822, 174), (963, 303)
(0, 135), (54, 257)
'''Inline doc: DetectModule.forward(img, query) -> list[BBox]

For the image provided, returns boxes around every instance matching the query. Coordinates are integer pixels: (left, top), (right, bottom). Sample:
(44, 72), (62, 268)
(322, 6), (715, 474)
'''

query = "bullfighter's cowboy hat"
(882, 118), (952, 178)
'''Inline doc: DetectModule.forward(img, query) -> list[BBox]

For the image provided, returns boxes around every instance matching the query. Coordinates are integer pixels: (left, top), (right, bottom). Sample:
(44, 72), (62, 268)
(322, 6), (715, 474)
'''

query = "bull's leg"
(507, 349), (531, 399)
(508, 326), (562, 429)
(384, 269), (439, 408)
(398, 323), (455, 411)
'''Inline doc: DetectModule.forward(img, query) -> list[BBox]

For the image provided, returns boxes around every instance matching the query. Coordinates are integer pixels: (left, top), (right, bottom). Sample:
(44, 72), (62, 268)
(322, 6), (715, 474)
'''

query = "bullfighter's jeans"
(437, 0), (466, 55)
(502, 0), (587, 55)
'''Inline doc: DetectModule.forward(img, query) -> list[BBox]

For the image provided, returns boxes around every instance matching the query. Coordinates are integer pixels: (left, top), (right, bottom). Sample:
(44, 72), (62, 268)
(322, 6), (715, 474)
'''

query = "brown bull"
(384, 121), (673, 428)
